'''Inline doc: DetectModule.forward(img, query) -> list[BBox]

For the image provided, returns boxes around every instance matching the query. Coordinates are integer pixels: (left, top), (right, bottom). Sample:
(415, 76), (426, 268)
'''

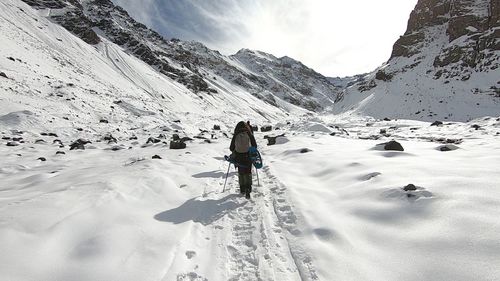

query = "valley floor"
(1, 117), (500, 281)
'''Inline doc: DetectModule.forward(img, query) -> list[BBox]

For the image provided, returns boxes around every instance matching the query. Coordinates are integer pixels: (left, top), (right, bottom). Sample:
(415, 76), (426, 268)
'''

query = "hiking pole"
(222, 163), (231, 192)
(255, 166), (260, 187)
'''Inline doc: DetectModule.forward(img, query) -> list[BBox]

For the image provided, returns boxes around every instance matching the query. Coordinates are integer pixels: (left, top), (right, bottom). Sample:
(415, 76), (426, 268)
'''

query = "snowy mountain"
(332, 0), (500, 121)
(2, 1), (500, 281)
(19, 0), (340, 112)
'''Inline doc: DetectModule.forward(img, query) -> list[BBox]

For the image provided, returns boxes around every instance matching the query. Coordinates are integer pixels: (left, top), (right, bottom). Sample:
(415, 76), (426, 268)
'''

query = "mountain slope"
(332, 0), (500, 121)
(0, 0), (304, 138)
(19, 0), (339, 112)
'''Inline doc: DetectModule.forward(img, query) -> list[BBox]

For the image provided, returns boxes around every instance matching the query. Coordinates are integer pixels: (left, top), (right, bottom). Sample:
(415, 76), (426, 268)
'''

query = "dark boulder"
(1, 136), (10, 140)
(103, 133), (117, 143)
(146, 137), (161, 144)
(375, 70), (393, 81)
(261, 125), (272, 132)
(6, 142), (19, 146)
(56, 151), (66, 155)
(70, 139), (91, 150)
(48, 133), (58, 137)
(438, 144), (459, 151)
(251, 125), (258, 132)
(264, 134), (285, 146)
(152, 155), (162, 159)
(35, 139), (46, 144)
(170, 140), (186, 149)
(403, 184), (417, 191)
(213, 125), (220, 130)
(471, 124), (481, 130)
(431, 121), (443, 126)
(38, 157), (47, 162)
(99, 119), (109, 123)
(300, 148), (312, 153)
(446, 138), (462, 144)
(172, 134), (180, 141)
(383, 118), (391, 121)
(129, 136), (138, 140)
(0, 72), (8, 78)
(383, 140), (404, 151)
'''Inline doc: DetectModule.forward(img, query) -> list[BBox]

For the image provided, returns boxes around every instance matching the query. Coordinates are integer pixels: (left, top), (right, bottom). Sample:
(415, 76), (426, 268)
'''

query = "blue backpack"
(249, 147), (263, 169)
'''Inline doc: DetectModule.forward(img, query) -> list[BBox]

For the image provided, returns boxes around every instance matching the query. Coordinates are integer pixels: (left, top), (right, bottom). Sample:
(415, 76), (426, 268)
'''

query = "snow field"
(265, 131), (500, 281)
(2, 118), (499, 281)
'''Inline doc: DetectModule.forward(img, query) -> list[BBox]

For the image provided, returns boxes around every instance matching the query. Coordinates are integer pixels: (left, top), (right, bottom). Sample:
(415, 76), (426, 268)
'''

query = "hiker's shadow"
(154, 194), (246, 225)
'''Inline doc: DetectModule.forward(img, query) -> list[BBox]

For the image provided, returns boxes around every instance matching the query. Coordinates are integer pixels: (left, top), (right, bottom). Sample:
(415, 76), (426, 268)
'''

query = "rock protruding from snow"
(382, 140), (405, 151)
(403, 184), (417, 191)
(438, 144), (460, 151)
(261, 125), (272, 132)
(70, 139), (91, 150)
(170, 140), (186, 149)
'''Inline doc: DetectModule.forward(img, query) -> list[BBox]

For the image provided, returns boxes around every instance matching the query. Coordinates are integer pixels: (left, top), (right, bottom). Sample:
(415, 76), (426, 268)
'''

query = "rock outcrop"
(333, 0), (500, 121)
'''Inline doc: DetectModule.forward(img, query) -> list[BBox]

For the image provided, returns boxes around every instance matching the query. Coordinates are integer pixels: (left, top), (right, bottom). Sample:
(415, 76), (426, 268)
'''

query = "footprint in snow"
(359, 172), (382, 181)
(185, 250), (196, 259)
(176, 272), (207, 281)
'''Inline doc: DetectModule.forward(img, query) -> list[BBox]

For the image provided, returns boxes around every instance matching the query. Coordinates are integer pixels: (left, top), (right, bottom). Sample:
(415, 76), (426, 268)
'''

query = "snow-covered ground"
(1, 0), (500, 280)
(1, 115), (500, 281)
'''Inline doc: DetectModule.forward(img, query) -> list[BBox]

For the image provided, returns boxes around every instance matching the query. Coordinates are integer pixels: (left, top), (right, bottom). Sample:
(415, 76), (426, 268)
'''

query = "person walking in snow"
(246, 121), (254, 134)
(230, 121), (257, 199)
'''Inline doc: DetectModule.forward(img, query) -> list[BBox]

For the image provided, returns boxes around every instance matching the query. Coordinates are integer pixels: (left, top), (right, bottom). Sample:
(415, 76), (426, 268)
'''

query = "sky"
(111, 0), (418, 77)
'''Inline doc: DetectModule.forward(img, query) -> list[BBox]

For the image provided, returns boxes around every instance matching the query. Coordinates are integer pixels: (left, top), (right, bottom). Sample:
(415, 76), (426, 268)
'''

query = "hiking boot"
(239, 186), (246, 194)
(245, 192), (251, 199)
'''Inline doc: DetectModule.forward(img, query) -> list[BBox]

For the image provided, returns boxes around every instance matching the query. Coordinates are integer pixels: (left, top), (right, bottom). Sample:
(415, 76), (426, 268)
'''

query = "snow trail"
(212, 161), (319, 281)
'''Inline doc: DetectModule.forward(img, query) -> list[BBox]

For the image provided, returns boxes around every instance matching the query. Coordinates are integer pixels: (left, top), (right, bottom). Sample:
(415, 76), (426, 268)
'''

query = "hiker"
(246, 121), (254, 134)
(230, 121), (257, 199)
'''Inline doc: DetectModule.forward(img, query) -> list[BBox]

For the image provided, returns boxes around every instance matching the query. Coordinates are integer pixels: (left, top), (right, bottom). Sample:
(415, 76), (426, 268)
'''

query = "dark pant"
(233, 152), (252, 193)
(238, 173), (252, 194)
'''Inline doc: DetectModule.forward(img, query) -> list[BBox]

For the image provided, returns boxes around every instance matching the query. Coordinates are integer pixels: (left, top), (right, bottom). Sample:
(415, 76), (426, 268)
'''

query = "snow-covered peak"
(19, 0), (339, 112)
(332, 0), (500, 122)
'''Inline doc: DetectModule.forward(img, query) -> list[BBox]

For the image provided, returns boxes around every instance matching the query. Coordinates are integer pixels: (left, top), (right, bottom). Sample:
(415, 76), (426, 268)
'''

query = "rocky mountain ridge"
(333, 0), (500, 121)
(20, 0), (340, 111)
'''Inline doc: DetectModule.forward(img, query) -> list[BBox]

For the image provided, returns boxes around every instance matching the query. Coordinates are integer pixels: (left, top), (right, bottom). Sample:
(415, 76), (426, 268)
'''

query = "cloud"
(111, 0), (418, 77)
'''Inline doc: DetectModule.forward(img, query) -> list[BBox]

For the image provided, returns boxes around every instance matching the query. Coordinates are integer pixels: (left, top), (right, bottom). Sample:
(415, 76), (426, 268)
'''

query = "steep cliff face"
(20, 0), (339, 111)
(333, 0), (500, 121)
(391, 0), (499, 78)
